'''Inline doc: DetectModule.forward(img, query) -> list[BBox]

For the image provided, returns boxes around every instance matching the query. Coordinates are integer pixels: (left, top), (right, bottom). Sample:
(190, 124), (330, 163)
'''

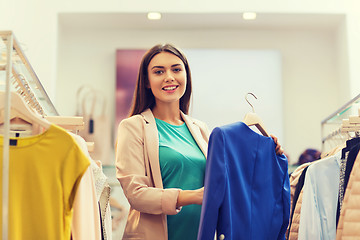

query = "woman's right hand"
(176, 187), (204, 208)
(270, 134), (284, 155)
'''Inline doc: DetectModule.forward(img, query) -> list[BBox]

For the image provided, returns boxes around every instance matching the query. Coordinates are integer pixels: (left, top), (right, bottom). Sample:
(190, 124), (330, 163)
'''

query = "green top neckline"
(155, 118), (185, 127)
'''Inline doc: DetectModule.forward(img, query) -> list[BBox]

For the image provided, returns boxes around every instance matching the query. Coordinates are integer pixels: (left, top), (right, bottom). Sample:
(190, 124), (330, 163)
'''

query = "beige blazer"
(336, 150), (360, 239)
(115, 109), (209, 240)
(286, 162), (312, 240)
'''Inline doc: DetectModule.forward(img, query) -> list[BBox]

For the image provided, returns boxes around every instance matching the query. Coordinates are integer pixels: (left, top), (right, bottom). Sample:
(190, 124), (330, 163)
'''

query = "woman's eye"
(173, 68), (182, 72)
(154, 70), (163, 74)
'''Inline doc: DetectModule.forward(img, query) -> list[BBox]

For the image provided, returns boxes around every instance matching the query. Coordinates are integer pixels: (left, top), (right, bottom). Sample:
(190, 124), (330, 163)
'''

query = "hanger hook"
(245, 92), (257, 113)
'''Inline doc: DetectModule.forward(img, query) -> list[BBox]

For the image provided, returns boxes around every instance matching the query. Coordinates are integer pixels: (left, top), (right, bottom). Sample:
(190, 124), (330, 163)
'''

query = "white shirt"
(298, 150), (341, 240)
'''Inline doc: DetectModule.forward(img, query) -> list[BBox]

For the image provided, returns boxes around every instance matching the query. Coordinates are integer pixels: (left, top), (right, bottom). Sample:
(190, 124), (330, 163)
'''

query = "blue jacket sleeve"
(278, 154), (291, 240)
(197, 127), (227, 240)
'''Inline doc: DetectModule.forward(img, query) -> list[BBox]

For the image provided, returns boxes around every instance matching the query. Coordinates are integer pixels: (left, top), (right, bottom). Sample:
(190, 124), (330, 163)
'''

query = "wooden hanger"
(341, 118), (360, 134)
(45, 116), (84, 131)
(243, 92), (270, 137)
(0, 91), (51, 133)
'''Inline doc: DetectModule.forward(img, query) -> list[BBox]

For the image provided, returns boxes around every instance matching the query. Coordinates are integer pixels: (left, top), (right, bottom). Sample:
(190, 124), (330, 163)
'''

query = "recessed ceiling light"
(147, 12), (162, 20)
(243, 12), (257, 20)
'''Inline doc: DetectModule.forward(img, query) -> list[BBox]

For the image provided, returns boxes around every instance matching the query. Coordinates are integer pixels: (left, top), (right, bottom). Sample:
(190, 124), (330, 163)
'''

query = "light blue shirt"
(298, 150), (341, 240)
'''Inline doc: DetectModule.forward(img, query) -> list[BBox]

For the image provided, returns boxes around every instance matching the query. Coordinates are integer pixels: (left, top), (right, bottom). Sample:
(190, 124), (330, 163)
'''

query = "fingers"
(270, 134), (278, 144)
(275, 144), (280, 151)
(276, 147), (284, 155)
(275, 145), (281, 154)
(271, 134), (284, 155)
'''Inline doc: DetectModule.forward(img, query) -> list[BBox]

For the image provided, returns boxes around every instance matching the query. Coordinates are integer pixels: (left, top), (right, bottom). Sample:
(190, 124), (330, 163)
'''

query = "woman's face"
(147, 52), (187, 107)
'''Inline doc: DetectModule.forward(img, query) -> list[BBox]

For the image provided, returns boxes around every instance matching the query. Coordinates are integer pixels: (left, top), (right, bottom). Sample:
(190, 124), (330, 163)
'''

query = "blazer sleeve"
(279, 154), (291, 240)
(115, 117), (181, 215)
(197, 127), (227, 240)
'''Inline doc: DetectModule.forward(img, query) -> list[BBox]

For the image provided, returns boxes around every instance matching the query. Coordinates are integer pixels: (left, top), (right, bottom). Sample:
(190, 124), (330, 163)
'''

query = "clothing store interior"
(1, 1), (360, 239)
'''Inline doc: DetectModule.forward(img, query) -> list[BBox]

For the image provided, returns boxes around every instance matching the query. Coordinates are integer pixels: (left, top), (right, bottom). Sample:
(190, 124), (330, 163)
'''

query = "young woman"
(115, 43), (283, 240)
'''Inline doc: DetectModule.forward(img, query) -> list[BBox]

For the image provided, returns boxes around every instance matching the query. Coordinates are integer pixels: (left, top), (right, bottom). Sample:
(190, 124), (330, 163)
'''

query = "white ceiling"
(58, 12), (345, 31)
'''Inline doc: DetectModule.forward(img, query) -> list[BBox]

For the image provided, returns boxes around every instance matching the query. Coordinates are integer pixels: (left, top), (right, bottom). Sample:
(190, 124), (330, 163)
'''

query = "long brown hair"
(129, 43), (192, 116)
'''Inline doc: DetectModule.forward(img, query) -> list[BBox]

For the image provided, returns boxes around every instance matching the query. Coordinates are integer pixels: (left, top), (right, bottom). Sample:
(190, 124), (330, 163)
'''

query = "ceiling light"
(243, 12), (257, 20)
(147, 12), (162, 20)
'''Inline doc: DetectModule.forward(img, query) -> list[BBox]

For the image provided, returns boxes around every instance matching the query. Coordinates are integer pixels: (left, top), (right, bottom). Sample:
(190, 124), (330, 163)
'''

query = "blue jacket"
(197, 122), (290, 240)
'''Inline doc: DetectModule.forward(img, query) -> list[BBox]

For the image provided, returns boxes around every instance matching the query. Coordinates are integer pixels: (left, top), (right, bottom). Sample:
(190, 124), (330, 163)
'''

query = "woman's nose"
(164, 71), (175, 82)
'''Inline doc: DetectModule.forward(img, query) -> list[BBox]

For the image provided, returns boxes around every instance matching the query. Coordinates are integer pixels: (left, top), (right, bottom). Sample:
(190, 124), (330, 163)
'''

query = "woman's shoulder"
(121, 114), (143, 123)
(118, 113), (145, 130)
(118, 109), (154, 128)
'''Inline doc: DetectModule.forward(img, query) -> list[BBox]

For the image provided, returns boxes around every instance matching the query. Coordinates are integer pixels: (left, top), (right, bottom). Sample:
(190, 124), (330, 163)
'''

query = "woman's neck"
(152, 104), (183, 125)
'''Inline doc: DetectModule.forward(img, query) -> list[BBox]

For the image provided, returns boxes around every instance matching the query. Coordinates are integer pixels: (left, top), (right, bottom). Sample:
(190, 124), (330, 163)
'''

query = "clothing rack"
(0, 32), (58, 117)
(11, 68), (45, 116)
(1, 31), (101, 239)
(0, 31), (59, 239)
(45, 116), (84, 131)
(321, 94), (360, 152)
(1, 31), (13, 240)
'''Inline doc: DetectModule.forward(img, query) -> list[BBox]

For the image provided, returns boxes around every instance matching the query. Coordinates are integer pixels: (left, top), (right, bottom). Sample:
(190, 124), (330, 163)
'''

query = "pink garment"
(105, 202), (113, 240)
(71, 167), (102, 240)
(71, 134), (102, 240)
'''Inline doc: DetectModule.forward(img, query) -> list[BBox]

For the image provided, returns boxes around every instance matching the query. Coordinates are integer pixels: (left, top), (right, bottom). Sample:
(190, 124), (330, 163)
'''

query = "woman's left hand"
(270, 134), (284, 155)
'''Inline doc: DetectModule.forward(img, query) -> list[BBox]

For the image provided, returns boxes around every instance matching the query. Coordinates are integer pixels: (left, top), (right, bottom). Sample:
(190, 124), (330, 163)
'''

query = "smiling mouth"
(162, 86), (178, 91)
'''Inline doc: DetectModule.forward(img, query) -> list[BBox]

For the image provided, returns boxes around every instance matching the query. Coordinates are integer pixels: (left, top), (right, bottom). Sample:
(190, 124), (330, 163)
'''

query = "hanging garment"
(336, 155), (347, 228)
(104, 199), (113, 240)
(336, 141), (360, 226)
(70, 133), (102, 240)
(288, 174), (307, 240)
(71, 167), (102, 240)
(298, 151), (341, 240)
(321, 143), (345, 159)
(0, 124), (90, 240)
(197, 122), (290, 240)
(99, 185), (112, 240)
(289, 163), (313, 216)
(286, 163), (312, 240)
(92, 160), (109, 203)
(70, 133), (113, 240)
(288, 147), (340, 240)
(336, 147), (360, 239)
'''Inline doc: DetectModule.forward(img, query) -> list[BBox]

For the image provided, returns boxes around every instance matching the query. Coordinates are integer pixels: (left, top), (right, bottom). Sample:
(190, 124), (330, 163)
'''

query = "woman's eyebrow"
(151, 65), (164, 69)
(151, 63), (182, 69)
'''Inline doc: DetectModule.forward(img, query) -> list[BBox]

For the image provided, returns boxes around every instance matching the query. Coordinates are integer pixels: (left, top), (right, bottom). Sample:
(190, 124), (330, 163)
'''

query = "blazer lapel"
(181, 112), (208, 158)
(141, 109), (208, 190)
(141, 109), (163, 189)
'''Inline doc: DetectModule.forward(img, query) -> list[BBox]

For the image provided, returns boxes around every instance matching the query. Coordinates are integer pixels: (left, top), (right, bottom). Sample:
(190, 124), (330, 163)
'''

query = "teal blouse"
(155, 118), (206, 240)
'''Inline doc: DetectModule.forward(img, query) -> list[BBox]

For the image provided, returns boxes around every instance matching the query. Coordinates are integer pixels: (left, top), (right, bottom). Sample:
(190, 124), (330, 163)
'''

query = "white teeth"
(163, 86), (177, 91)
